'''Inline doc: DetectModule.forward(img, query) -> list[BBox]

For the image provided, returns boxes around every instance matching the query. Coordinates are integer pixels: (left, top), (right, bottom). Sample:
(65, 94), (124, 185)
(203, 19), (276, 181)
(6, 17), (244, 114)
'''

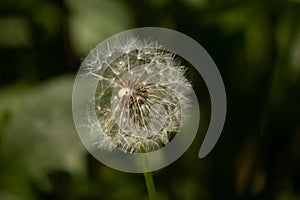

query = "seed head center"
(117, 84), (150, 127)
(118, 88), (132, 98)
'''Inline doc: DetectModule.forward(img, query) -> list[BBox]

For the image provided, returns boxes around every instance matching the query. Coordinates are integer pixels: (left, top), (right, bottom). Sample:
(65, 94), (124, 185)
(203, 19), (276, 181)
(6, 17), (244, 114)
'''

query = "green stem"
(140, 149), (158, 200)
(144, 171), (157, 200)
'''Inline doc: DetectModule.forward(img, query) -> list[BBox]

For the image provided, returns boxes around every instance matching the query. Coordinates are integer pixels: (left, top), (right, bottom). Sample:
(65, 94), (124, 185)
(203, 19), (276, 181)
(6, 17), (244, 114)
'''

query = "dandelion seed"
(84, 36), (193, 153)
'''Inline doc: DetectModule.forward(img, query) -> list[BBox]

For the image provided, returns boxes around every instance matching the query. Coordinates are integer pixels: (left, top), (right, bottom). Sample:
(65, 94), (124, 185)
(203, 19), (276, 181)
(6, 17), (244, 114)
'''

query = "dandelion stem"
(144, 172), (157, 200)
(140, 149), (158, 200)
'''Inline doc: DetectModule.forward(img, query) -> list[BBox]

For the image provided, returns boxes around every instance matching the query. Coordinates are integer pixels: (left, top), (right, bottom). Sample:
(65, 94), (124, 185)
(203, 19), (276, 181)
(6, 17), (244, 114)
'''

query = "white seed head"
(84, 37), (193, 153)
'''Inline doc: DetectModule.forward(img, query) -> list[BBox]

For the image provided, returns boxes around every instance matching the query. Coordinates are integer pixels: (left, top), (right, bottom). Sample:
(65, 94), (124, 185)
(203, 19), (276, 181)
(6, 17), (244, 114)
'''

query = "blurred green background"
(1, 0), (300, 199)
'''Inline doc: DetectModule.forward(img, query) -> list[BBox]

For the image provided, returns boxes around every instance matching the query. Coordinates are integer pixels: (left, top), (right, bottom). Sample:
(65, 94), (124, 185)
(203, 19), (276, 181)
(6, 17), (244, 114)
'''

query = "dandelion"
(84, 37), (193, 153)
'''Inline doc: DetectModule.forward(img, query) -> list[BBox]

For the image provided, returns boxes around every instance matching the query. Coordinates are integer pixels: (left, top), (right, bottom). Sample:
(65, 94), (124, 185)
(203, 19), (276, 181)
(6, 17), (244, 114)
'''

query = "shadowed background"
(0, 0), (300, 199)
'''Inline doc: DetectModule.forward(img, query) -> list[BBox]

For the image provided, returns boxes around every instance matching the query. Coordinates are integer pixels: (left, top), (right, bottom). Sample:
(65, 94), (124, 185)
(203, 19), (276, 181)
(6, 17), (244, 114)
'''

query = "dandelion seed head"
(84, 36), (193, 153)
